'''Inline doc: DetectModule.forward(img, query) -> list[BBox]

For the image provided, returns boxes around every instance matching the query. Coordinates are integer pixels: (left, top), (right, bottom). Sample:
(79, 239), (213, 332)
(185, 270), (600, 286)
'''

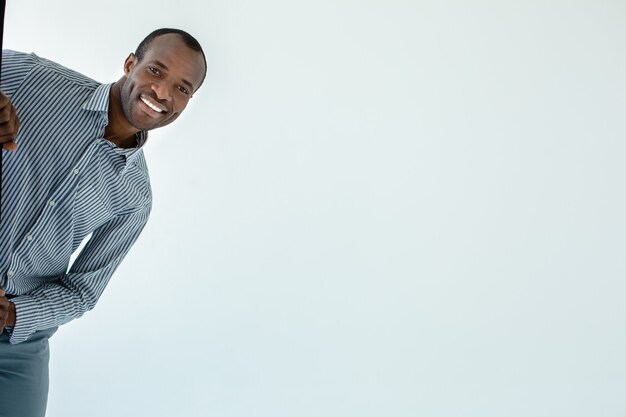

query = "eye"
(148, 66), (160, 75)
(177, 85), (190, 95)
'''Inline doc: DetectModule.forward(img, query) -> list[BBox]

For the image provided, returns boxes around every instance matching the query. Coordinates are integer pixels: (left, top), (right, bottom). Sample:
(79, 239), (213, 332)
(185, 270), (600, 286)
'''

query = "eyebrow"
(150, 60), (195, 92)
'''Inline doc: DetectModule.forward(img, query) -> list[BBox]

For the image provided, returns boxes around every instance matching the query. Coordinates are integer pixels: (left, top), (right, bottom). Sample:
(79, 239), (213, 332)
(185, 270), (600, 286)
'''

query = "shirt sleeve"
(8, 202), (151, 344)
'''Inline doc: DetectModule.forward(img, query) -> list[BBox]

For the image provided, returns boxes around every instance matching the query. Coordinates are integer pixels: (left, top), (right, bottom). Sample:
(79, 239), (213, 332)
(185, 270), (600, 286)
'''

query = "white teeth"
(141, 96), (164, 113)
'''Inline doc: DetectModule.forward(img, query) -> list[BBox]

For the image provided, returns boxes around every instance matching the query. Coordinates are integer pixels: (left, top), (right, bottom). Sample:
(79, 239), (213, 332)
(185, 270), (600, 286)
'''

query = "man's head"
(118, 28), (207, 131)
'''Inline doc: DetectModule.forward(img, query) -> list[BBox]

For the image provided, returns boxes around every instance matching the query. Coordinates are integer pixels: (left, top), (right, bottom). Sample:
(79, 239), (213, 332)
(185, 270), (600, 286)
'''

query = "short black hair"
(134, 28), (207, 91)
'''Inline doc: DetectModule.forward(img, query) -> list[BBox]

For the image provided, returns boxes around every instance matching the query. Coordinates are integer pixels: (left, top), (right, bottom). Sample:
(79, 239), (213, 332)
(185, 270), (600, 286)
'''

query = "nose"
(151, 80), (171, 101)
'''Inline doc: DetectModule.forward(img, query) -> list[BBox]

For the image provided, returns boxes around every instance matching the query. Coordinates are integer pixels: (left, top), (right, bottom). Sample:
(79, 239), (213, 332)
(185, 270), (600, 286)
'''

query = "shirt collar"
(82, 83), (112, 112)
(83, 83), (149, 170)
(113, 130), (148, 160)
(104, 131), (148, 175)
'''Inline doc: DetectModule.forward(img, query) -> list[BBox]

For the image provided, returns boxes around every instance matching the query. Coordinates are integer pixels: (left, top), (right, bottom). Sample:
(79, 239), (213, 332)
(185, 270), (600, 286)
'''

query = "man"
(0, 28), (207, 416)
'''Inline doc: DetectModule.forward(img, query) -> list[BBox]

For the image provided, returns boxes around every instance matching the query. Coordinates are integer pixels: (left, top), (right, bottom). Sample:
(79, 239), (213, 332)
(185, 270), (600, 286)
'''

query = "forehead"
(141, 34), (205, 89)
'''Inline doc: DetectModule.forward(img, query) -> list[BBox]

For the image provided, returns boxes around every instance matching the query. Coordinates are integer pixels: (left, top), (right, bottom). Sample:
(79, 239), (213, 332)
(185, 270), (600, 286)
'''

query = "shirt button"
(26, 234), (33, 241)
(7, 270), (14, 278)
(49, 200), (56, 207)
(95, 139), (102, 144)
(73, 168), (80, 175)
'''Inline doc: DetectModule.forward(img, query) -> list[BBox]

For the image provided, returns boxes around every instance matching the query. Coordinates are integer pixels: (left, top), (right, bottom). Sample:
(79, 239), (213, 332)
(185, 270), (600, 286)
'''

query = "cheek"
(119, 83), (133, 110)
(173, 98), (190, 114)
(122, 79), (136, 100)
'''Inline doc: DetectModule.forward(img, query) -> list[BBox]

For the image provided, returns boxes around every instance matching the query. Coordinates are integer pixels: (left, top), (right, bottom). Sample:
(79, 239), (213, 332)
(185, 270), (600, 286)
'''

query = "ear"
(123, 53), (138, 75)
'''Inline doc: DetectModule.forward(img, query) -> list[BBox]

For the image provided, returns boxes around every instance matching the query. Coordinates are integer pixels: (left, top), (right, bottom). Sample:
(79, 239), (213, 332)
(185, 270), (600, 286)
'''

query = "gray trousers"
(0, 327), (57, 417)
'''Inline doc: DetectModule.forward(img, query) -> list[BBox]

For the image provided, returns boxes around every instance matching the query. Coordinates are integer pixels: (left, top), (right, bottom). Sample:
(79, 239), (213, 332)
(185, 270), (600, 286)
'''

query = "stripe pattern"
(0, 50), (152, 344)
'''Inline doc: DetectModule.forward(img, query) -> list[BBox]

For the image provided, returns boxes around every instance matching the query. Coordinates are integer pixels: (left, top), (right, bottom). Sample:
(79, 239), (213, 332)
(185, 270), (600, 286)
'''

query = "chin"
(128, 112), (164, 131)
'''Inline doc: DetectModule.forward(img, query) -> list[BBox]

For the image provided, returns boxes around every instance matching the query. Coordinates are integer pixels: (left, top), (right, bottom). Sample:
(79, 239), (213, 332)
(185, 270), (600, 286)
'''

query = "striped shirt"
(0, 50), (152, 344)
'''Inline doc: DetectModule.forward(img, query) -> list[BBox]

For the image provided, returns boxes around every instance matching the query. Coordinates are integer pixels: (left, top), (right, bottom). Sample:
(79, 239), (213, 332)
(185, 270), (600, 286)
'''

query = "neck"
(105, 78), (141, 148)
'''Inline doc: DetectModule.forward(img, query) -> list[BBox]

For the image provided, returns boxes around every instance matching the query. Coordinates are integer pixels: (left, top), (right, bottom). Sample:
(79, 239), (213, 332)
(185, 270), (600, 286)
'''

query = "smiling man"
(0, 28), (206, 417)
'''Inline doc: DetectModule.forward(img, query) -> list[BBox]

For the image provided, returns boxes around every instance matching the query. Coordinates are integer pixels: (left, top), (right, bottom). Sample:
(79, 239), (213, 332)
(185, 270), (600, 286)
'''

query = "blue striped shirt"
(0, 50), (152, 344)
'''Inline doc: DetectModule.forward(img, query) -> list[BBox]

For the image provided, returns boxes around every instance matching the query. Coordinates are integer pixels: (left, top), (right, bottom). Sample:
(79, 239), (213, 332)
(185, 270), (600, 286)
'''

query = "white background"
(4, 1), (626, 416)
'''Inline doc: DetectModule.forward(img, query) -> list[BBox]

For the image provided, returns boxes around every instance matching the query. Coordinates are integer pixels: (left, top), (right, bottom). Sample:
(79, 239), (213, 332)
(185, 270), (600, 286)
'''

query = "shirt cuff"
(8, 295), (41, 344)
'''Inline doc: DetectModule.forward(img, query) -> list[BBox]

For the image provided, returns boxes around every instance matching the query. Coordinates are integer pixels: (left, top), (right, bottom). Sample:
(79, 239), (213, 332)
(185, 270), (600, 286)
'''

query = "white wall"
(5, 1), (626, 416)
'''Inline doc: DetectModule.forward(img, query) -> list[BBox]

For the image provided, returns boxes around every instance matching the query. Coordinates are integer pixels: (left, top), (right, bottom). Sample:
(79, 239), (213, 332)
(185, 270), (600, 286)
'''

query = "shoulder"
(3, 49), (100, 88)
(1, 50), (40, 91)
(2, 49), (38, 64)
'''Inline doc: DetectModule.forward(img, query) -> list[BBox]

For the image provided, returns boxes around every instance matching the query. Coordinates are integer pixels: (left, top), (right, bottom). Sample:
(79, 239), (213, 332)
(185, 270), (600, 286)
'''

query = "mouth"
(139, 95), (168, 114)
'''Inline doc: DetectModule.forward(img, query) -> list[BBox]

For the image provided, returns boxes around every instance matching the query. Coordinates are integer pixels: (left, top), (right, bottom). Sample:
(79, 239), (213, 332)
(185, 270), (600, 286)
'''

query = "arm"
(8, 204), (151, 344)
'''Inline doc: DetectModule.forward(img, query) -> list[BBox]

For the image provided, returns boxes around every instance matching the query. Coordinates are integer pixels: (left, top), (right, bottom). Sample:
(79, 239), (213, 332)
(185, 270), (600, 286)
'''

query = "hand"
(0, 289), (16, 328)
(0, 91), (20, 151)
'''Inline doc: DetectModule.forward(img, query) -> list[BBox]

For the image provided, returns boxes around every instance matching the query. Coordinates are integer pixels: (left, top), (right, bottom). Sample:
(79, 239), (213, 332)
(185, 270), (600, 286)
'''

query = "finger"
(0, 133), (14, 142)
(5, 106), (19, 139)
(0, 105), (10, 124)
(0, 109), (19, 139)
(0, 126), (17, 140)
(8, 105), (17, 131)
(0, 136), (18, 150)
(14, 111), (20, 136)
(0, 133), (15, 145)
(0, 289), (5, 297)
(2, 141), (18, 151)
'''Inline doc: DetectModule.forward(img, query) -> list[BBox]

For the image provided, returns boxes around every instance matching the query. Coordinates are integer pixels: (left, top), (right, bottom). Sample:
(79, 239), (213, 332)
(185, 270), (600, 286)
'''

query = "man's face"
(119, 33), (205, 131)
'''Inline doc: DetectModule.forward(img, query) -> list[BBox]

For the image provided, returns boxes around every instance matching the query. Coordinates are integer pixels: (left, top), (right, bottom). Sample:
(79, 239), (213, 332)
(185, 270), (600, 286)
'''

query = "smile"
(140, 95), (167, 113)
